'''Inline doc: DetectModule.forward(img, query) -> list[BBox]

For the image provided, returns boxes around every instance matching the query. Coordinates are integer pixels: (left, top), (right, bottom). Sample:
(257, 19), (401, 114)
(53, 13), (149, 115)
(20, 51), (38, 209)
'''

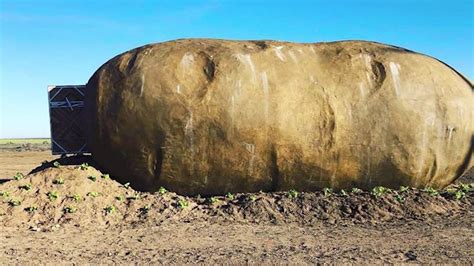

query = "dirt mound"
(1, 160), (473, 231)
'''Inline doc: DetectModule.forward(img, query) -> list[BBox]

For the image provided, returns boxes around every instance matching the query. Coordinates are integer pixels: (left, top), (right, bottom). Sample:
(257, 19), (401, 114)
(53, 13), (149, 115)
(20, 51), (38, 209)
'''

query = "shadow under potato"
(457, 167), (474, 184)
(28, 154), (100, 173)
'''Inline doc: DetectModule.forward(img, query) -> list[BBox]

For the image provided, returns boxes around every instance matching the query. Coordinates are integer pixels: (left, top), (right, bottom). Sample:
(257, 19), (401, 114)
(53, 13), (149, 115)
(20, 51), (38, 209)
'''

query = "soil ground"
(0, 141), (473, 264)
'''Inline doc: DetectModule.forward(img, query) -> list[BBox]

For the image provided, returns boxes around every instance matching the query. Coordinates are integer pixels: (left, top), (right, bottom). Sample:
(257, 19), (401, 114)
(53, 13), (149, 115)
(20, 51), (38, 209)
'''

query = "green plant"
(53, 178), (64, 185)
(399, 186), (409, 193)
(445, 188), (457, 194)
(208, 197), (219, 205)
(19, 184), (32, 191)
(47, 191), (59, 201)
(459, 183), (472, 193)
(13, 172), (24, 180)
(249, 195), (257, 202)
(140, 204), (151, 214)
(158, 186), (167, 195)
(53, 161), (61, 168)
(371, 186), (389, 198)
(0, 191), (10, 198)
(288, 189), (299, 199)
(178, 199), (188, 209)
(123, 182), (130, 189)
(444, 188), (465, 200)
(454, 190), (466, 200)
(128, 193), (141, 200)
(64, 206), (77, 213)
(87, 191), (99, 198)
(80, 163), (90, 170)
(226, 192), (235, 200)
(323, 187), (333, 197)
(104, 205), (116, 214)
(9, 199), (21, 206)
(394, 194), (404, 203)
(351, 188), (363, 193)
(88, 176), (97, 182)
(25, 205), (38, 213)
(115, 195), (124, 201)
(101, 174), (110, 179)
(71, 194), (82, 202)
(339, 189), (348, 197)
(422, 187), (439, 196)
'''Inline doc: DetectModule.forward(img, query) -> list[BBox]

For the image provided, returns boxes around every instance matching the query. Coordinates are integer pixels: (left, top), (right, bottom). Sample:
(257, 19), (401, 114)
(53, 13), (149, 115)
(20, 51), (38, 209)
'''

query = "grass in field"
(0, 138), (50, 145)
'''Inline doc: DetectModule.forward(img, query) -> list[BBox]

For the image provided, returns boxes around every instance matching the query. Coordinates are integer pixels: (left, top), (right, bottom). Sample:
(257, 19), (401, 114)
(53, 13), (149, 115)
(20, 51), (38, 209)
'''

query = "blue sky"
(0, 0), (473, 138)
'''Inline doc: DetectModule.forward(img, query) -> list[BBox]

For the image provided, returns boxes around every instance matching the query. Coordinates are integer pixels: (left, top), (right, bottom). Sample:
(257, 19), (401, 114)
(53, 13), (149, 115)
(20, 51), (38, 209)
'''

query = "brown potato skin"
(85, 39), (474, 195)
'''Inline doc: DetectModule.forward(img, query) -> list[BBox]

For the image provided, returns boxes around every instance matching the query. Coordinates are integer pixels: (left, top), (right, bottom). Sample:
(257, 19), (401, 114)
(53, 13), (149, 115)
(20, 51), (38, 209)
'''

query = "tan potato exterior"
(85, 39), (474, 195)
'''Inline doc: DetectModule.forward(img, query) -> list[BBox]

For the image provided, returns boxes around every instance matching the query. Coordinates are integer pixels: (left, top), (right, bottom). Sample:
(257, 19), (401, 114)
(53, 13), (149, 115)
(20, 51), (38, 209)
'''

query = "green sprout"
(19, 184), (32, 191)
(64, 206), (77, 213)
(53, 178), (64, 185)
(394, 194), (404, 203)
(445, 188), (465, 200)
(454, 190), (465, 200)
(208, 197), (219, 205)
(288, 189), (299, 199)
(25, 205), (38, 213)
(123, 182), (130, 189)
(158, 186), (167, 195)
(351, 188), (363, 193)
(140, 204), (151, 214)
(87, 191), (99, 198)
(53, 161), (61, 168)
(371, 186), (389, 198)
(115, 195), (125, 201)
(71, 194), (82, 202)
(226, 192), (235, 200)
(0, 191), (10, 198)
(9, 199), (21, 207)
(80, 163), (90, 170)
(128, 193), (141, 200)
(104, 205), (116, 214)
(88, 176), (97, 182)
(339, 189), (348, 197)
(101, 174), (110, 179)
(323, 187), (333, 197)
(422, 187), (439, 196)
(13, 172), (24, 180)
(459, 183), (472, 193)
(178, 199), (189, 209)
(445, 188), (457, 194)
(249, 195), (257, 202)
(47, 191), (59, 201)
(399, 186), (409, 193)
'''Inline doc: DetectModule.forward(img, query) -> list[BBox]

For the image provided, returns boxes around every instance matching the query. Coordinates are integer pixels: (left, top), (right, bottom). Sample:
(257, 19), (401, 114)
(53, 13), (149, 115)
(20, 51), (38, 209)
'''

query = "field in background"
(0, 138), (56, 180)
(0, 138), (50, 144)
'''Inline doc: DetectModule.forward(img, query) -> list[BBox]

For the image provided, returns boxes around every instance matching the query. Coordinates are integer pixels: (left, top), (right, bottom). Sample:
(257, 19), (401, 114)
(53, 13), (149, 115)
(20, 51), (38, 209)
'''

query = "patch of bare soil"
(0, 151), (57, 181)
(0, 157), (473, 263)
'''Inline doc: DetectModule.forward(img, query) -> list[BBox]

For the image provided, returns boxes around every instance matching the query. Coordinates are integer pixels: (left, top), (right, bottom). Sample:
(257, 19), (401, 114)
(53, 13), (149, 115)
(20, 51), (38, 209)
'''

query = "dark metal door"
(48, 85), (89, 154)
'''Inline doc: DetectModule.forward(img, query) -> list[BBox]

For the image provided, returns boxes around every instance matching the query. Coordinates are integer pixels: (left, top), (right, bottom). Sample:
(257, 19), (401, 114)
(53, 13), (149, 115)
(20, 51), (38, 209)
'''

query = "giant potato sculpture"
(85, 39), (473, 195)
